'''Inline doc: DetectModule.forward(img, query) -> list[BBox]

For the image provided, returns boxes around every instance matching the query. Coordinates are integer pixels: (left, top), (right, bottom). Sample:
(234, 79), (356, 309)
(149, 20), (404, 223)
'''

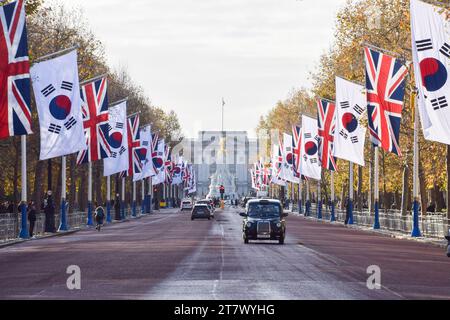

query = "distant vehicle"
(196, 199), (215, 218)
(240, 197), (256, 208)
(181, 199), (193, 211)
(224, 199), (231, 205)
(191, 204), (211, 220)
(240, 199), (287, 245)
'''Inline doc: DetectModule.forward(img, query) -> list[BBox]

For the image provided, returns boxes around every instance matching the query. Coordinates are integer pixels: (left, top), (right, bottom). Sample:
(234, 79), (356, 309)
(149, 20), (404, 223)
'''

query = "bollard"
(317, 200), (322, 220)
(305, 200), (311, 216)
(347, 199), (354, 225)
(19, 202), (29, 239)
(87, 201), (93, 226)
(106, 200), (112, 223)
(58, 200), (68, 231)
(330, 201), (336, 222)
(411, 200), (421, 237)
(373, 200), (380, 229)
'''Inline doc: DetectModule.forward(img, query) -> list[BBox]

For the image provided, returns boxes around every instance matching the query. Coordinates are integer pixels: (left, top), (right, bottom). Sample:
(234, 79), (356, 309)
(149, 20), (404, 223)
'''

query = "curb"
(289, 211), (448, 249)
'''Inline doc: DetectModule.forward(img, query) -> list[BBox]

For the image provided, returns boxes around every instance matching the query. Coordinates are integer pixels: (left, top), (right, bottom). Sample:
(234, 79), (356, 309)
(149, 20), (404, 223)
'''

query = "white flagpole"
(58, 156), (68, 231)
(330, 171), (335, 221)
(106, 175), (111, 223)
(148, 176), (153, 213)
(348, 162), (354, 224)
(373, 147), (380, 229)
(87, 161), (93, 226)
(19, 135), (29, 238)
(412, 92), (421, 237)
(132, 180), (137, 217)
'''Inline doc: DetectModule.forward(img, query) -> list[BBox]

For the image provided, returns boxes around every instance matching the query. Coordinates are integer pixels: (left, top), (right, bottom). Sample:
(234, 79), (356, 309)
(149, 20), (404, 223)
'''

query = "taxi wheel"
(279, 238), (284, 245)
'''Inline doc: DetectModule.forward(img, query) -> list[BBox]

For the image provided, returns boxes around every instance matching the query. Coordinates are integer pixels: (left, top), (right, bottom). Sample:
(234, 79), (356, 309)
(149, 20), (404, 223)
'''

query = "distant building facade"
(177, 131), (262, 198)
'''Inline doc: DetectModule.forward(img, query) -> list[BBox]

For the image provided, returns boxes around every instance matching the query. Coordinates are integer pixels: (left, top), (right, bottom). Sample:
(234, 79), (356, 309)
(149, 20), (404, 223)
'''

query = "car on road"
(181, 199), (193, 211)
(196, 199), (215, 218)
(240, 199), (287, 244)
(191, 204), (212, 220)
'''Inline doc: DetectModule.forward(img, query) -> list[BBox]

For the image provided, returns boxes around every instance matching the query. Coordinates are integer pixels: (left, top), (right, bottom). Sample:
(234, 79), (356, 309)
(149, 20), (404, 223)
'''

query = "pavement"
(1, 206), (450, 300)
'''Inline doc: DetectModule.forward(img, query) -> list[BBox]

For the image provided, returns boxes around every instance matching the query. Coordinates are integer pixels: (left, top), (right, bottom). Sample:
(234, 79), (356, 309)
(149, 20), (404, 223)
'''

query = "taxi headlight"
(246, 222), (252, 228)
(276, 222), (282, 228)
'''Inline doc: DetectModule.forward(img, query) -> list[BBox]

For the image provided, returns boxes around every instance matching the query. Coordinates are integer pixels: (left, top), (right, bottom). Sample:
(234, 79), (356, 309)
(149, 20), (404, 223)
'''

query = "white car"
(181, 199), (193, 211)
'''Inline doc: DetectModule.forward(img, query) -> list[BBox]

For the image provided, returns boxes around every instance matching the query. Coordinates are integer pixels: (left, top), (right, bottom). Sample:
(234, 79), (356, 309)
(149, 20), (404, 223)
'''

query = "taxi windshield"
(247, 203), (281, 218)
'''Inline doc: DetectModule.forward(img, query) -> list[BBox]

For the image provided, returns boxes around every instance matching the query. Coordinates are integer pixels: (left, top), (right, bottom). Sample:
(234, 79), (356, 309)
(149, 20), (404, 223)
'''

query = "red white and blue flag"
(364, 47), (408, 155)
(292, 125), (302, 176)
(77, 77), (110, 164)
(0, 0), (32, 139)
(317, 99), (338, 170)
(121, 113), (141, 177)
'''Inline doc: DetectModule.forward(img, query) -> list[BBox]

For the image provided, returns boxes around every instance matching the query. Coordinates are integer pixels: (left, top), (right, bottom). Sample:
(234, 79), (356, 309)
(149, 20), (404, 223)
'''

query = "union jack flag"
(164, 146), (173, 184)
(317, 99), (338, 171)
(120, 114), (141, 177)
(292, 125), (302, 176)
(364, 47), (408, 156)
(0, 0), (32, 139)
(77, 77), (110, 164)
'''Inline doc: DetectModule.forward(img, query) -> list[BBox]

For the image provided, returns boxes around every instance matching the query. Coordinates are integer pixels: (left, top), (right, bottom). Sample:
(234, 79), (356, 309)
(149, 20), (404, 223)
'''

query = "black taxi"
(239, 199), (287, 244)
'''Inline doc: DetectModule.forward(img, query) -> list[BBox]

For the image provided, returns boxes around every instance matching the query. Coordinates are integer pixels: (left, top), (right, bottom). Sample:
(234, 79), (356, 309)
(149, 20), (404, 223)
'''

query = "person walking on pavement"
(44, 191), (56, 233)
(94, 203), (105, 231)
(27, 200), (37, 237)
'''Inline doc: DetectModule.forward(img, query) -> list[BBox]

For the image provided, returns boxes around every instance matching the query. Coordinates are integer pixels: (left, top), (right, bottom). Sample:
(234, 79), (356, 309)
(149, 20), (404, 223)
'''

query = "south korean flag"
(103, 101), (129, 176)
(333, 77), (367, 166)
(30, 50), (85, 160)
(299, 115), (321, 180)
(411, 0), (450, 144)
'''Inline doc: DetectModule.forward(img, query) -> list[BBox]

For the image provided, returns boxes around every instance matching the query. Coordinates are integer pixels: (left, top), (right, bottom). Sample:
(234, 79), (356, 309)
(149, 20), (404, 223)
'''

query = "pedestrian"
(7, 201), (13, 213)
(114, 193), (121, 220)
(94, 203), (105, 231)
(27, 200), (37, 237)
(44, 190), (56, 233)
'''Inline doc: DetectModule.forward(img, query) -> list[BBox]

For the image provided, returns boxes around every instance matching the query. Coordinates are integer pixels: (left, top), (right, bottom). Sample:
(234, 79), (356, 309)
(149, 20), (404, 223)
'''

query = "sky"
(58, 0), (347, 138)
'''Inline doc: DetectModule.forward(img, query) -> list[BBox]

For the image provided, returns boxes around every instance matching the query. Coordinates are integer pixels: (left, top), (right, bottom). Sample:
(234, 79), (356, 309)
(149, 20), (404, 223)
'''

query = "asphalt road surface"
(1, 206), (450, 299)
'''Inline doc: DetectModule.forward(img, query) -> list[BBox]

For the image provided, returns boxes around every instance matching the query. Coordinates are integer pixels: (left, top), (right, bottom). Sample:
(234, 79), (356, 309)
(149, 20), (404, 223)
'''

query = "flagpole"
(121, 177), (126, 219)
(348, 162), (354, 224)
(87, 161), (93, 226)
(32, 44), (79, 64)
(148, 176), (153, 213)
(317, 179), (322, 219)
(373, 147), (381, 229)
(58, 156), (68, 231)
(411, 91), (421, 237)
(298, 178), (303, 214)
(19, 135), (29, 239)
(330, 171), (336, 222)
(106, 175), (112, 223)
(132, 180), (137, 217)
(141, 179), (145, 215)
(305, 180), (311, 216)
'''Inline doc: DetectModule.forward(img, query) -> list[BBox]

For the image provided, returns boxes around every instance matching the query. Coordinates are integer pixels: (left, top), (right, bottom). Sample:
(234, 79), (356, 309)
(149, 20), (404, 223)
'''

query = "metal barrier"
(290, 203), (449, 239)
(0, 205), (139, 243)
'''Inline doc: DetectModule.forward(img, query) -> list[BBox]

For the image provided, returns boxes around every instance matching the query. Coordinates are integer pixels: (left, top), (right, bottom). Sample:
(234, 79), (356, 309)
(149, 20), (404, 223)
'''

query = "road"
(1, 206), (450, 299)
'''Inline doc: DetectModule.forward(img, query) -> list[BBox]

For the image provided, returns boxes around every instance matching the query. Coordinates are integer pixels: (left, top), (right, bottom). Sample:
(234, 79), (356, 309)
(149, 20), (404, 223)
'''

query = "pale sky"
(58, 0), (346, 138)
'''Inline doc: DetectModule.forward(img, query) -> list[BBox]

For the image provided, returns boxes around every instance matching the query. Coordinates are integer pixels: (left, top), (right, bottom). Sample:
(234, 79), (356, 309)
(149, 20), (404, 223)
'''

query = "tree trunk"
(357, 165), (363, 213)
(13, 138), (19, 214)
(33, 160), (44, 212)
(68, 155), (77, 213)
(95, 162), (103, 206)
(401, 163), (409, 216)
(79, 167), (87, 211)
